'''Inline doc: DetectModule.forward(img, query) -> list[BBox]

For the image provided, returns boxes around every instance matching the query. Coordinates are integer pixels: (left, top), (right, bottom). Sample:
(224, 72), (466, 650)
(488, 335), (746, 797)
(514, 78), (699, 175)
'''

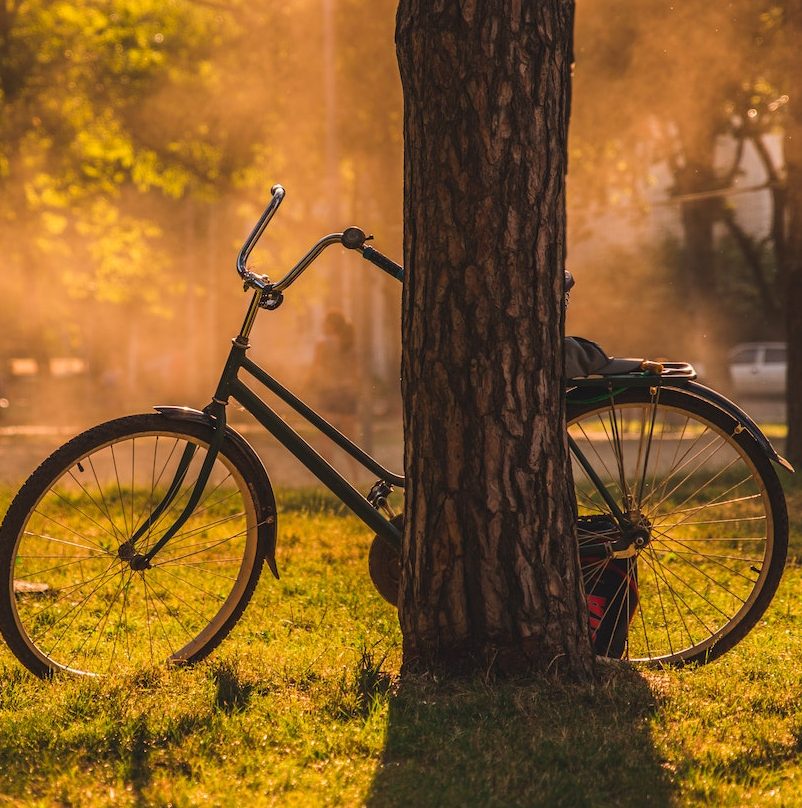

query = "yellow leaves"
(67, 198), (170, 312)
(41, 211), (68, 236)
(759, 7), (784, 34)
(24, 173), (71, 210)
(131, 149), (192, 199)
(51, 1), (106, 33)
(196, 61), (215, 81)
(76, 131), (128, 167)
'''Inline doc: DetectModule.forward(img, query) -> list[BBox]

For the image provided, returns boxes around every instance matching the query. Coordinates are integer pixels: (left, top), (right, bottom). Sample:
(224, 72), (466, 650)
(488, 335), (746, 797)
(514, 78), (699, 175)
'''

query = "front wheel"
(568, 387), (788, 666)
(0, 414), (276, 677)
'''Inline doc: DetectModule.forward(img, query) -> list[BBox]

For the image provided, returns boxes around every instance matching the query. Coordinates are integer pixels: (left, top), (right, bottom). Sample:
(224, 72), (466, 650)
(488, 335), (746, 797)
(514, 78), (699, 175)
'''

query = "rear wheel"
(567, 387), (788, 666)
(0, 414), (275, 677)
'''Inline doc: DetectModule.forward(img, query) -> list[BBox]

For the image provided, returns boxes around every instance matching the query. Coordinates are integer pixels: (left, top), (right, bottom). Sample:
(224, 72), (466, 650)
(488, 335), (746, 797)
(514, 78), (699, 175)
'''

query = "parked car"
(728, 342), (787, 397)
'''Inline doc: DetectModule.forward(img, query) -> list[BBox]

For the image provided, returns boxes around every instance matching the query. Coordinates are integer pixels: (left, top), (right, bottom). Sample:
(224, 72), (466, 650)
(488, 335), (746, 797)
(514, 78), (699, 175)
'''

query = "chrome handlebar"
(236, 184), (286, 281)
(235, 184), (372, 297)
(270, 233), (346, 292)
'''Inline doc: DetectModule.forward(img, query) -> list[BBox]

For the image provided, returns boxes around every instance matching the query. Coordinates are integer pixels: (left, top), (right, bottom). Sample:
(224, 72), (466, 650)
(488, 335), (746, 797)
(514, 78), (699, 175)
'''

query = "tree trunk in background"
(674, 126), (730, 389)
(395, 0), (594, 680)
(784, 0), (802, 468)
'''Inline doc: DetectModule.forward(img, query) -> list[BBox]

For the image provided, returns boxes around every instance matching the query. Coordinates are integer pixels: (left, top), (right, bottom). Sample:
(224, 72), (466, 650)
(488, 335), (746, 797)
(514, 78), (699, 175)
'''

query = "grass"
(0, 477), (799, 806)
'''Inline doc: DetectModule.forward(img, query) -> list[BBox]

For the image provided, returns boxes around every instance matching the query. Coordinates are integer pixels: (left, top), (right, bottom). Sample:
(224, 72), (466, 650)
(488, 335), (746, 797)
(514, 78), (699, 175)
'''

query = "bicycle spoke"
(153, 514), (248, 566)
(649, 530), (758, 593)
(650, 478), (758, 533)
(33, 502), (117, 554)
(77, 567), (133, 670)
(23, 559), (120, 628)
(152, 565), (227, 604)
(642, 422), (711, 509)
(22, 528), (110, 557)
(143, 574), (156, 666)
(142, 574), (178, 658)
(146, 569), (221, 626)
(637, 548), (703, 650)
(162, 561), (239, 584)
(109, 444), (131, 539)
(86, 455), (126, 544)
(37, 561), (126, 652)
(66, 468), (125, 544)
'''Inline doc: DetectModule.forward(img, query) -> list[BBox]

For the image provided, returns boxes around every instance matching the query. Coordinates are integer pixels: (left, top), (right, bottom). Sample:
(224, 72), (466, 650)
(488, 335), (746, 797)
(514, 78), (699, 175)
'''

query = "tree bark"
(783, 1), (802, 468)
(395, 0), (594, 680)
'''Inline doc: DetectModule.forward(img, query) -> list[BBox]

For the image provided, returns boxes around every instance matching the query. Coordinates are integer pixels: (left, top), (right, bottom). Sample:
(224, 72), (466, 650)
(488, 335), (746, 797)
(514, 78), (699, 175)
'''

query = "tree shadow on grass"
(366, 662), (674, 808)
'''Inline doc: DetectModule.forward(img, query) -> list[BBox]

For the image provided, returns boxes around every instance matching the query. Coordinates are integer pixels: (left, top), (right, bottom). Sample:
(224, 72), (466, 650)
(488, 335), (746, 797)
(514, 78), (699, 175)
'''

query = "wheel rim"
(9, 430), (259, 676)
(568, 396), (775, 665)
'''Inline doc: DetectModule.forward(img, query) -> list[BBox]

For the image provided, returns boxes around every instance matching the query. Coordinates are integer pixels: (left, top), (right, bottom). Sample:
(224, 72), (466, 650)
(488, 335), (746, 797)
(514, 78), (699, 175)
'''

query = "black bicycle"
(0, 185), (792, 677)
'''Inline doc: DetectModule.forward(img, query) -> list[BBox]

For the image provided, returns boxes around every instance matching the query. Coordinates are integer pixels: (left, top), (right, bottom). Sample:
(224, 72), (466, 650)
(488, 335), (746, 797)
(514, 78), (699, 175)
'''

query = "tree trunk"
(784, 1), (802, 468)
(674, 126), (731, 389)
(395, 0), (594, 681)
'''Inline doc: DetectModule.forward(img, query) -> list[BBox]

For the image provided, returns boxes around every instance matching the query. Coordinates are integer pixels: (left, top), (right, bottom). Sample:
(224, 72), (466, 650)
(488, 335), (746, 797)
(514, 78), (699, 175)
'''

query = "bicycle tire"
(567, 387), (788, 666)
(0, 413), (276, 677)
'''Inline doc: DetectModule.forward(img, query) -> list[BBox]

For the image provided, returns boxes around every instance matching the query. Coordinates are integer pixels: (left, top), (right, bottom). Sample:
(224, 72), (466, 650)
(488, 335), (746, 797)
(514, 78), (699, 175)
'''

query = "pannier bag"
(577, 515), (640, 658)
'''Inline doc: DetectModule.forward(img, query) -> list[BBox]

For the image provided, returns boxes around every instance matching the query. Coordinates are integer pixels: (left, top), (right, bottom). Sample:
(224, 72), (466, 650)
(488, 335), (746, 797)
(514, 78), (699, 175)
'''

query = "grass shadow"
(366, 662), (674, 808)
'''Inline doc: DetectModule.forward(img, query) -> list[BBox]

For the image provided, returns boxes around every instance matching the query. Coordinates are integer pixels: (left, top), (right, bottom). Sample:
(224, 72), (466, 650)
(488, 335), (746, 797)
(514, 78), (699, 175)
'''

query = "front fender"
(153, 405), (280, 578)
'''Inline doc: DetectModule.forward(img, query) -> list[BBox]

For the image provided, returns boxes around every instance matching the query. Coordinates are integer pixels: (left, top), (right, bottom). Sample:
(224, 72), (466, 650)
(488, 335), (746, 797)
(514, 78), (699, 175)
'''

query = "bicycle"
(0, 185), (792, 677)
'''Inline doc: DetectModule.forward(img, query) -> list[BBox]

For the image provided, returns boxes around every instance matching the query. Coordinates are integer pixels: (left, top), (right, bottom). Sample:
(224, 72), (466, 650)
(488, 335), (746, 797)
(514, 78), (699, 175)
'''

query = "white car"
(728, 342), (787, 396)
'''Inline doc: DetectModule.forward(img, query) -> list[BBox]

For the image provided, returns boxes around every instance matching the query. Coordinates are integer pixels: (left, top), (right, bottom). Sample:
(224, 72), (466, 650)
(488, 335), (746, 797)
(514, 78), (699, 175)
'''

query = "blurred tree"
(335, 0), (404, 440)
(778, 0), (802, 466)
(572, 2), (771, 382)
(572, 1), (801, 464)
(0, 1), (205, 380)
(0, 1), (210, 299)
(0, 1), (296, 337)
(396, 0), (594, 680)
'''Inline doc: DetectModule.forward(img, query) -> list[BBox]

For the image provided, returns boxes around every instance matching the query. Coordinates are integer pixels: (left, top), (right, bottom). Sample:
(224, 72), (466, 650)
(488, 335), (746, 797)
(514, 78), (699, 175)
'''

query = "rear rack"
(568, 362), (697, 389)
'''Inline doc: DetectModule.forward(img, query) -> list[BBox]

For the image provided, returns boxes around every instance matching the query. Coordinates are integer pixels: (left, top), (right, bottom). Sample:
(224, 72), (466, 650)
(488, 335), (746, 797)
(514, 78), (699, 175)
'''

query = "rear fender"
(154, 406), (280, 578)
(673, 382), (794, 473)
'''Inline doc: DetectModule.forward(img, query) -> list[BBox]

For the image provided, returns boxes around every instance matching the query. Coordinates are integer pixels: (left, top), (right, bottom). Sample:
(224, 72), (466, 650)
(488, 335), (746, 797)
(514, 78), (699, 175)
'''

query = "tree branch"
(719, 206), (779, 317)
(750, 133), (782, 185)
(720, 131), (744, 187)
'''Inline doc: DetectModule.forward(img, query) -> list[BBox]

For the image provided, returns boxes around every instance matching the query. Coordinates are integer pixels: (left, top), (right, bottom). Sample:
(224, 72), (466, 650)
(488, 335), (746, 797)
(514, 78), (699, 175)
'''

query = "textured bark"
(395, 0), (594, 680)
(784, 1), (802, 468)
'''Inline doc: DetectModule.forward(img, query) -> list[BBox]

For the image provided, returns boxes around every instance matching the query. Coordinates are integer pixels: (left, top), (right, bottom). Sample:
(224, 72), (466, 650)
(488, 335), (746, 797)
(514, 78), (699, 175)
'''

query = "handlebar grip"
(362, 247), (404, 282)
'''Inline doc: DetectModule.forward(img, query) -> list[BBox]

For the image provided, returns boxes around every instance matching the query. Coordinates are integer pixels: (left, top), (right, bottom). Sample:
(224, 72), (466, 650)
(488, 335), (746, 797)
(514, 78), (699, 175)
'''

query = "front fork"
(124, 325), (253, 567)
(121, 400), (229, 570)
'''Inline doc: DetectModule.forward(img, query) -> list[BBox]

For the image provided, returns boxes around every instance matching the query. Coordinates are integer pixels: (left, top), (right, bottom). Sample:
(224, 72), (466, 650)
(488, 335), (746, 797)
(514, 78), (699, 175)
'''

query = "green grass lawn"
(0, 476), (800, 806)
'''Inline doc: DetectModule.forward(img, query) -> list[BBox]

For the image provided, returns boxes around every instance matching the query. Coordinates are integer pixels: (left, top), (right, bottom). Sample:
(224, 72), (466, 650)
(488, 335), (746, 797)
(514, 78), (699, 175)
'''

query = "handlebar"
(237, 184), (285, 281)
(361, 246), (404, 281)
(236, 184), (404, 296)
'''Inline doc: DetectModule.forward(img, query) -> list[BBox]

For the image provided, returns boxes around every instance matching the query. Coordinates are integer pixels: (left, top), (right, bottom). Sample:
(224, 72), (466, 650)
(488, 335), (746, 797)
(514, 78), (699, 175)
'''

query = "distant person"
(308, 310), (361, 476)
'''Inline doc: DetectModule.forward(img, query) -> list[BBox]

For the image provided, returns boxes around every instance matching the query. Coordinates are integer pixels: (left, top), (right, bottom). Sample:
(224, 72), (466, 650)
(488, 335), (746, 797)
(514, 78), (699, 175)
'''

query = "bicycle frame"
(133, 185), (792, 569)
(134, 288), (404, 569)
(220, 305), (406, 546)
